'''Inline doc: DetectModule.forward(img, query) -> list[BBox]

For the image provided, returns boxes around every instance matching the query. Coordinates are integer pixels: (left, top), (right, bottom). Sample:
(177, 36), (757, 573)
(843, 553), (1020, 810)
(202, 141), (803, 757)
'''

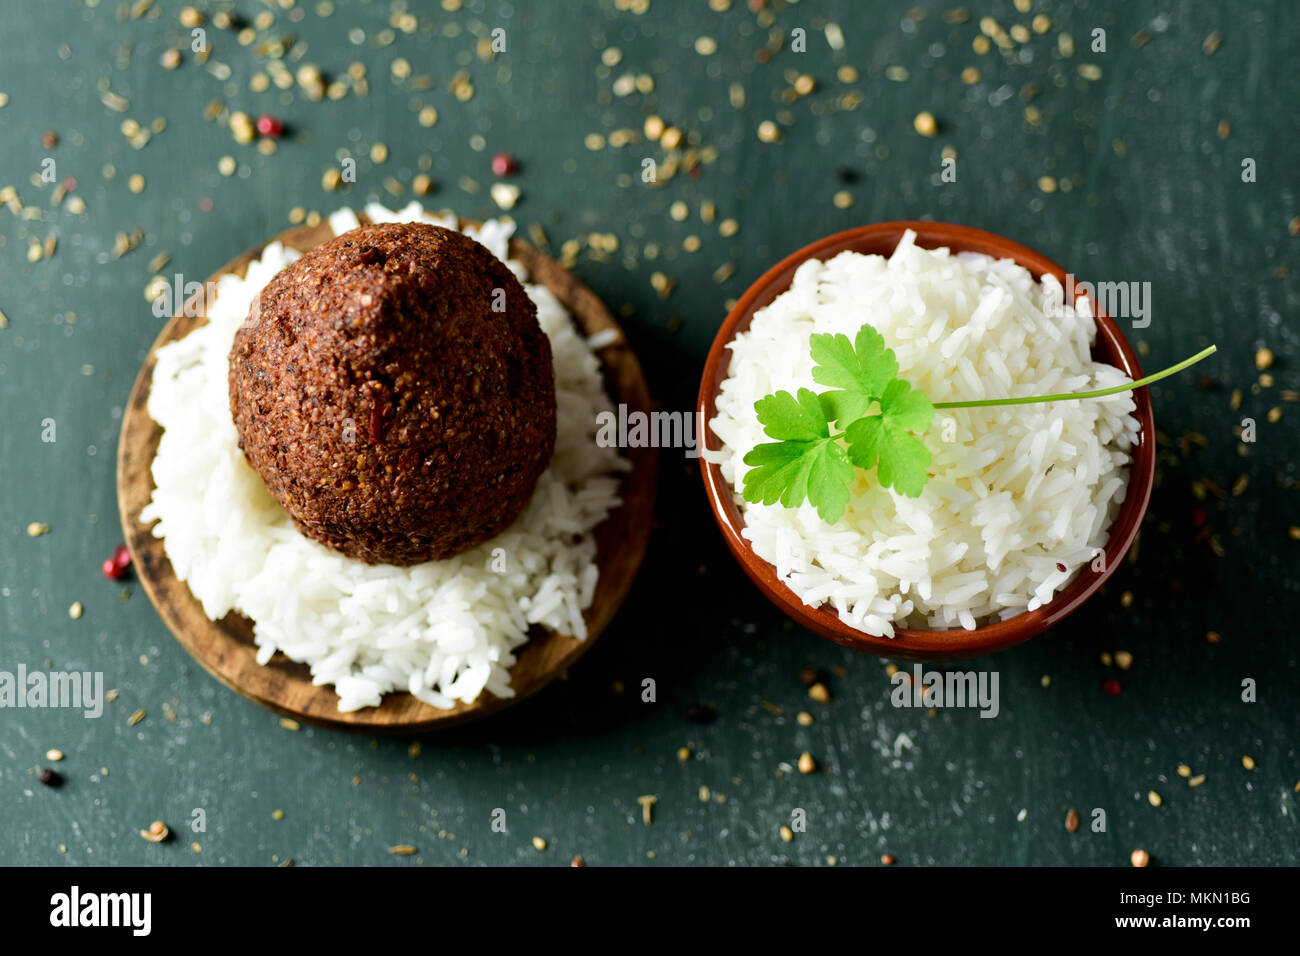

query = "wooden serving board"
(116, 214), (657, 734)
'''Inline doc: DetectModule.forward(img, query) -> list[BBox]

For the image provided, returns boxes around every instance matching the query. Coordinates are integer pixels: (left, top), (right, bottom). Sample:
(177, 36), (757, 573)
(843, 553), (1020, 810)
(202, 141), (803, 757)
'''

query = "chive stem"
(931, 345), (1217, 410)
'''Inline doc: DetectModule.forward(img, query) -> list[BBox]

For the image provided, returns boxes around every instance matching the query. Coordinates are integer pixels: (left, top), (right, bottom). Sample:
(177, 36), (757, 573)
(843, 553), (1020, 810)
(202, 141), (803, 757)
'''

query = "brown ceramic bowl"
(698, 221), (1156, 662)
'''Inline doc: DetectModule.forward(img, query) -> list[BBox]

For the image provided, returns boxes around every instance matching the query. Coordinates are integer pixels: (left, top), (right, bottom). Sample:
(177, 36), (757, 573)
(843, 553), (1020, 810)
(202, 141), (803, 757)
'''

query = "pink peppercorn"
(102, 544), (132, 580)
(490, 152), (516, 177)
(256, 115), (284, 138)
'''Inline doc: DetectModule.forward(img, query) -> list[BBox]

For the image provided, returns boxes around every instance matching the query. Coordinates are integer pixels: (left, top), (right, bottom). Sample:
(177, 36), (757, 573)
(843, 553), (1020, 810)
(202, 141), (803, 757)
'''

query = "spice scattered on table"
(637, 794), (657, 825)
(140, 821), (170, 843)
(532, 836), (547, 851)
(490, 152), (517, 177)
(256, 114), (285, 138)
(1065, 809), (1079, 833)
(37, 767), (61, 787)
(1130, 848), (1150, 867)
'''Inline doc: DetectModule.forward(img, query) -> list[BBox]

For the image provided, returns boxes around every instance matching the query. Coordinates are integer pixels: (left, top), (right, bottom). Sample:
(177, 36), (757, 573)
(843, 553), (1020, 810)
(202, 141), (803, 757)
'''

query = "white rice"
(140, 202), (628, 711)
(706, 230), (1140, 636)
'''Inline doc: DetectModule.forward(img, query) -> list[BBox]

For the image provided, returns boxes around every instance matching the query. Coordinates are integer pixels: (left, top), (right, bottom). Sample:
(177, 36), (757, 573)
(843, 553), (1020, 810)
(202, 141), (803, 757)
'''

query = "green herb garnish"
(741, 324), (1216, 523)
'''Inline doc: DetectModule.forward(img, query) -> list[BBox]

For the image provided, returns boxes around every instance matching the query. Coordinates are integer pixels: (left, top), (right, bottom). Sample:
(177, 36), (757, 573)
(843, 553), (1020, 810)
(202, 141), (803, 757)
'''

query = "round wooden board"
(116, 214), (657, 734)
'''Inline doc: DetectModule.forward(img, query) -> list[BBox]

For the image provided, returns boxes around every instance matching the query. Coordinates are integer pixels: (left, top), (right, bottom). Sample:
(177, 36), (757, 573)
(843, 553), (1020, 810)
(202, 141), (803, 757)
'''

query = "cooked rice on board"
(707, 230), (1140, 637)
(141, 203), (627, 711)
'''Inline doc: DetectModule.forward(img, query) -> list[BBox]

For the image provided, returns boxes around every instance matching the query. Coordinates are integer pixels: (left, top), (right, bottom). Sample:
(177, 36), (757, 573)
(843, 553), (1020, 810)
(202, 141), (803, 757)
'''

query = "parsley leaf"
(844, 377), (934, 498)
(753, 388), (830, 442)
(743, 325), (934, 521)
(742, 388), (855, 523)
(811, 326), (898, 424)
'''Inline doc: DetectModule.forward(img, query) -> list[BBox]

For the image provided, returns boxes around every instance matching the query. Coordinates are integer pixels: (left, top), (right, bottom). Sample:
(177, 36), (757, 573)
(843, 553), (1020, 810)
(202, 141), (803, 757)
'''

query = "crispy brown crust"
(228, 222), (556, 565)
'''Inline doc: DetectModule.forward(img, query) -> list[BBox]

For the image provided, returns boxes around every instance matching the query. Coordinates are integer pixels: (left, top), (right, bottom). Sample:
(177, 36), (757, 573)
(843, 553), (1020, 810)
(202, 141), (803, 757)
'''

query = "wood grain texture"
(116, 215), (657, 733)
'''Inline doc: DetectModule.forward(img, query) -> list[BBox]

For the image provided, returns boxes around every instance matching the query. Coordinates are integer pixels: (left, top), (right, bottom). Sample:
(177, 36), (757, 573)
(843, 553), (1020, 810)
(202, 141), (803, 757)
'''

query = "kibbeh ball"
(228, 221), (556, 565)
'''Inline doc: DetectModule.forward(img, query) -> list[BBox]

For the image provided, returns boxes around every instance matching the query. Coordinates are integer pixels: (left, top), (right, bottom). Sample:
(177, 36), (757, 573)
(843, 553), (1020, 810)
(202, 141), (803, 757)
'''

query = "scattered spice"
(127, 708), (146, 726)
(102, 544), (131, 580)
(1242, 755), (1256, 770)
(637, 794), (657, 825)
(532, 836), (547, 851)
(140, 821), (170, 843)
(1114, 650), (1133, 670)
(880, 853), (896, 865)
(1065, 809), (1080, 833)
(797, 752), (816, 775)
(779, 825), (794, 842)
(1188, 774), (1207, 787)
(913, 111), (938, 137)
(798, 666), (823, 687)
(570, 855), (585, 867)
(808, 682), (831, 703)
(46, 749), (64, 762)
(1101, 679), (1122, 697)
(490, 182), (521, 210)
(490, 152), (517, 177)
(1130, 848), (1150, 867)
(68, 602), (83, 620)
(1148, 790), (1162, 807)
(27, 522), (50, 537)
(256, 115), (285, 138)
(37, 767), (61, 787)
(388, 844), (417, 855)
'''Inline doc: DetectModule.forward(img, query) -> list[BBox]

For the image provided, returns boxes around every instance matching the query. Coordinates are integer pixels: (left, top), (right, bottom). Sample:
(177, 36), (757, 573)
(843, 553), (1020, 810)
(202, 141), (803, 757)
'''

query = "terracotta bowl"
(697, 221), (1156, 662)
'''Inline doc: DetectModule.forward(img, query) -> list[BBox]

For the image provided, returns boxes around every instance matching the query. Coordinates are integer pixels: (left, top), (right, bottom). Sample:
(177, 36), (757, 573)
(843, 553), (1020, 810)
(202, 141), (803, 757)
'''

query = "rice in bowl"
(140, 202), (628, 711)
(706, 229), (1140, 637)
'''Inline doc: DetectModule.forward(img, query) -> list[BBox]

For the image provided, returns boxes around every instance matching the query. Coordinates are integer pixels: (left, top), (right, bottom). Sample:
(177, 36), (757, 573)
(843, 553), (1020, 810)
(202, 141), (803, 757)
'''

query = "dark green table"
(1, 0), (1296, 866)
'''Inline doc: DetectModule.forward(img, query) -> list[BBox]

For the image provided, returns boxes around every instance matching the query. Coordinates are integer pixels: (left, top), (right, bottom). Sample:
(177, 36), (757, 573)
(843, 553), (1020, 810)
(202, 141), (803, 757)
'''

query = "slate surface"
(0, 0), (1296, 866)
